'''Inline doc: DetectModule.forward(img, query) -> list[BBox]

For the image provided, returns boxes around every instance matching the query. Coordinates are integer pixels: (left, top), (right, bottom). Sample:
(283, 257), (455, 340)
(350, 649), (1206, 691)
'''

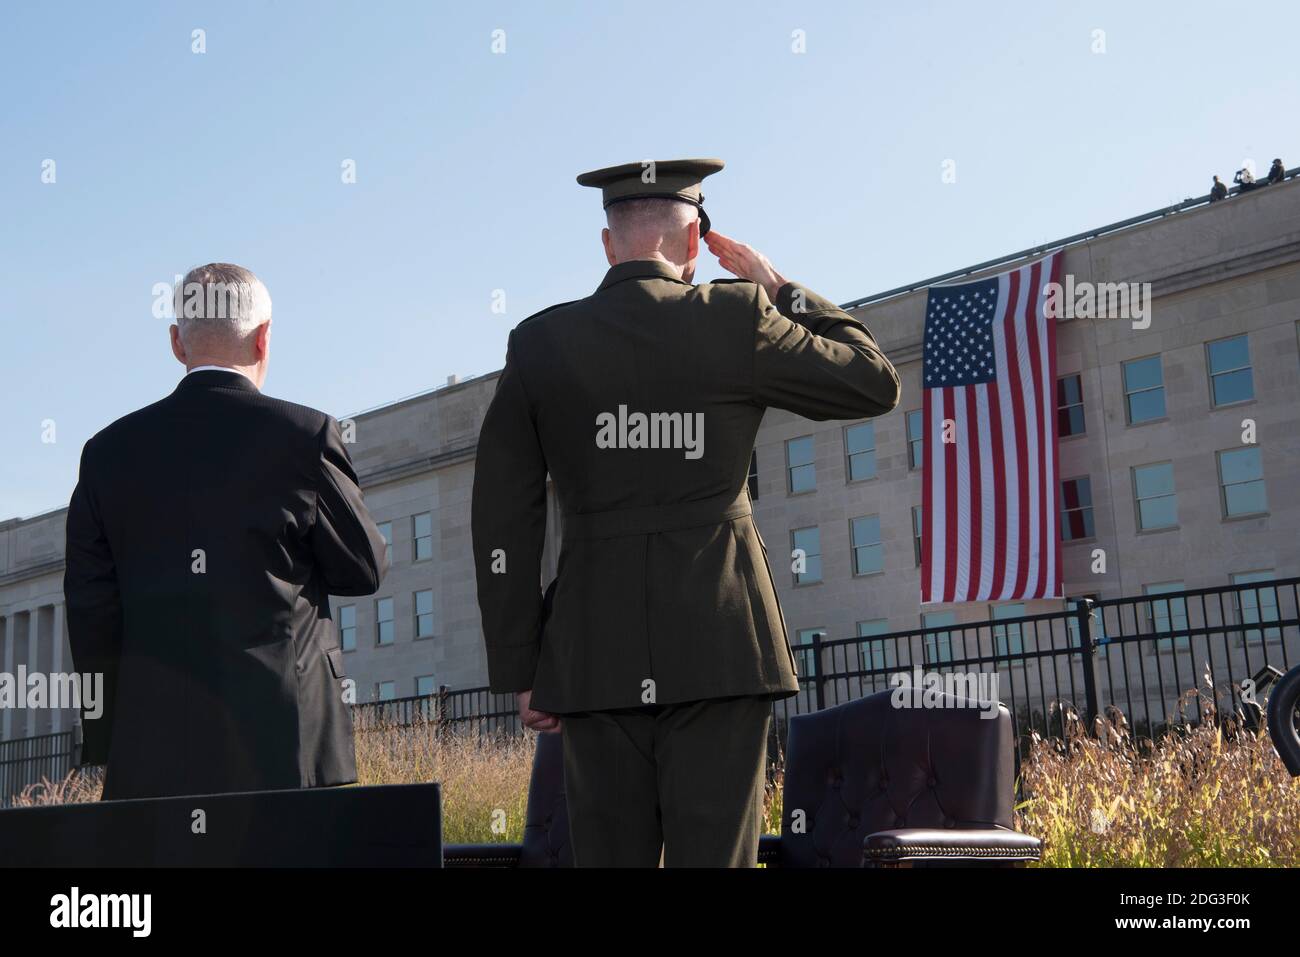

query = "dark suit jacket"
(64, 369), (389, 800)
(472, 260), (901, 713)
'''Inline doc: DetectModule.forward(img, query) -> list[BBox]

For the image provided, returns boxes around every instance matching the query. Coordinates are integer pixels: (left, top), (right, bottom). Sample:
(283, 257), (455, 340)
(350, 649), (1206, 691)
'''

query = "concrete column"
(51, 601), (64, 733)
(26, 608), (39, 737)
(1, 612), (12, 741)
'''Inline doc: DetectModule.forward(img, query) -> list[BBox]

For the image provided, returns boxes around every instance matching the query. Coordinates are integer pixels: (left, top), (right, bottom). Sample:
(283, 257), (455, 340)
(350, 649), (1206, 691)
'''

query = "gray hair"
(173, 263), (272, 343)
(606, 197), (698, 235)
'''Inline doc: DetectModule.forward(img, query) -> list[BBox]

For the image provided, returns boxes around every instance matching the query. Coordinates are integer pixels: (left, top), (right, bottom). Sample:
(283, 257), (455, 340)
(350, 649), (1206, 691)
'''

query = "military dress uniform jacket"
(471, 259), (900, 714)
(64, 370), (389, 800)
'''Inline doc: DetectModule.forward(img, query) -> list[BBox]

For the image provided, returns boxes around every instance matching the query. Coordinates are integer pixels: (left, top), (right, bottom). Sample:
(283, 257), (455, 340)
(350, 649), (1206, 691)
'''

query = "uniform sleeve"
(310, 417), (390, 596)
(753, 281), (901, 419)
(63, 439), (121, 767)
(471, 331), (549, 694)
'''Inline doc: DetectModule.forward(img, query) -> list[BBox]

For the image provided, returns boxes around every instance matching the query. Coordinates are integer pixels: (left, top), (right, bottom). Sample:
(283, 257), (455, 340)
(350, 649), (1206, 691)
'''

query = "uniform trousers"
(559, 695), (771, 867)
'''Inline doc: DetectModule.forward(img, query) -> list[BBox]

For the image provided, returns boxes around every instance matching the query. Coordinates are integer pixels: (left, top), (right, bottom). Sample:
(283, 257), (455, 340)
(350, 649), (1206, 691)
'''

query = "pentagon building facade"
(2, 178), (1299, 739)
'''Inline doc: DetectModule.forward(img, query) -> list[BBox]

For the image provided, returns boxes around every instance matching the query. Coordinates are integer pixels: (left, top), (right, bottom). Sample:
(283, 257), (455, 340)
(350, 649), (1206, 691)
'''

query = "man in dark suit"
(471, 159), (901, 866)
(64, 262), (389, 800)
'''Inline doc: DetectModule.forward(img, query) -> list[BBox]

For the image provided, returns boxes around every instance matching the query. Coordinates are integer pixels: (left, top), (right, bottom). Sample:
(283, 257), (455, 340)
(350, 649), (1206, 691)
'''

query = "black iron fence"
(353, 685), (521, 735)
(4, 578), (1297, 802)
(0, 729), (76, 808)
(351, 578), (1300, 752)
(772, 577), (1300, 750)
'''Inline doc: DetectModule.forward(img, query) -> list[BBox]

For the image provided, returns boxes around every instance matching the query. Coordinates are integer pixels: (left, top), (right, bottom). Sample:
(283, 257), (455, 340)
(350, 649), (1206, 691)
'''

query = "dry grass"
(1018, 682), (1300, 867)
(10, 688), (1298, 866)
(8, 766), (105, 807)
(353, 722), (536, 843)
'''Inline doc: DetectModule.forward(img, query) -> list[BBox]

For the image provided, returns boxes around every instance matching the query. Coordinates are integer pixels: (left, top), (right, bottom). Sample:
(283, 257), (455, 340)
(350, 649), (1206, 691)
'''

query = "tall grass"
(10, 688), (1298, 866)
(353, 723), (535, 844)
(1017, 684), (1300, 867)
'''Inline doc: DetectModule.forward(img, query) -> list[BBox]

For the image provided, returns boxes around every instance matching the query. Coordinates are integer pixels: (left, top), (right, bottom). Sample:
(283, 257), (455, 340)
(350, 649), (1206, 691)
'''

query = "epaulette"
(516, 299), (581, 328)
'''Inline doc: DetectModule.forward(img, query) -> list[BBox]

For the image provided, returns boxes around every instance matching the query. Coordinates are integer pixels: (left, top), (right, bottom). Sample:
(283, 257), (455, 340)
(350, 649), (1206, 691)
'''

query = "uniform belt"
(562, 489), (752, 541)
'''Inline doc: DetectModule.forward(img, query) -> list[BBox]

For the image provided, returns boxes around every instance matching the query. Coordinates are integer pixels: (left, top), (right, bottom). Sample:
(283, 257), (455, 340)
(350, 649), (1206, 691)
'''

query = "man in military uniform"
(471, 159), (900, 866)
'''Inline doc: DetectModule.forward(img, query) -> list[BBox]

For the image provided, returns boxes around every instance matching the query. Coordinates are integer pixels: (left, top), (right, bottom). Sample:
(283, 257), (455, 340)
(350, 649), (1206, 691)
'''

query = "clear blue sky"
(3, 1), (1296, 519)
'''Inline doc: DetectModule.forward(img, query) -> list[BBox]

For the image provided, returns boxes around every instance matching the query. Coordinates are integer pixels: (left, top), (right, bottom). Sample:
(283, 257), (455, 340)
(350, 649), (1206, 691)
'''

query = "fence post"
(1073, 598), (1102, 731)
(437, 685), (449, 724)
(812, 631), (827, 712)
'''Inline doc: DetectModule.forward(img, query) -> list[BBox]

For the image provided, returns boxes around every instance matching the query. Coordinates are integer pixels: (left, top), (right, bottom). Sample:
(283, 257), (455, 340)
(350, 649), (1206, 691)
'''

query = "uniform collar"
(596, 259), (693, 293)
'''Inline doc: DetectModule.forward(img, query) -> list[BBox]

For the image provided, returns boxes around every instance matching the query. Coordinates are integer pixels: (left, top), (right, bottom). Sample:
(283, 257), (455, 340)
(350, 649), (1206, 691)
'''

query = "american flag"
(920, 251), (1064, 603)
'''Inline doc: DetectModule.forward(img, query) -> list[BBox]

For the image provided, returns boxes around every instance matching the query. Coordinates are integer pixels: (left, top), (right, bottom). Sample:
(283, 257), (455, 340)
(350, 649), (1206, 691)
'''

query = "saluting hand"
(704, 230), (789, 302)
(517, 689), (561, 733)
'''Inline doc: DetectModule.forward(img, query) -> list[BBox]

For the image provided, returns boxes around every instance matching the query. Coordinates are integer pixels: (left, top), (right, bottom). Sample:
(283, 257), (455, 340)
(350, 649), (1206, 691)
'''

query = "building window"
(338, 604), (356, 652)
(912, 506), (923, 567)
(747, 449), (759, 501)
(1206, 335), (1253, 407)
(416, 675), (438, 697)
(1217, 447), (1267, 517)
(794, 628), (824, 677)
(1145, 582), (1189, 651)
(414, 589), (434, 638)
(412, 512), (433, 561)
(376, 597), (395, 646)
(906, 410), (924, 469)
(1122, 356), (1166, 425)
(1059, 477), (1095, 541)
(1232, 572), (1281, 643)
(844, 423), (877, 482)
(791, 526), (822, 585)
(376, 521), (393, 564)
(1056, 374), (1085, 436)
(922, 611), (955, 664)
(857, 619), (894, 672)
(786, 436), (816, 494)
(376, 681), (396, 702)
(992, 603), (1026, 657)
(850, 515), (883, 576)
(1133, 462), (1177, 531)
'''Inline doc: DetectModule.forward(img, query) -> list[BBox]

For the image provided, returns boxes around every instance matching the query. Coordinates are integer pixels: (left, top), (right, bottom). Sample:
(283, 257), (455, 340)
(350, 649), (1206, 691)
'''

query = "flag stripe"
(941, 387), (959, 602)
(975, 383), (996, 599)
(921, 385), (936, 601)
(1005, 267), (1030, 600)
(987, 271), (1013, 601)
(1044, 253), (1065, 597)
(1023, 259), (1046, 599)
(964, 384), (983, 601)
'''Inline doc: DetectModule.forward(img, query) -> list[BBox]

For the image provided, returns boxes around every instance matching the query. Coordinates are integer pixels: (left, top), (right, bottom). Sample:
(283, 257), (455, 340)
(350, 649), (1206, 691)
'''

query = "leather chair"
(445, 689), (1040, 867)
(778, 690), (1040, 867)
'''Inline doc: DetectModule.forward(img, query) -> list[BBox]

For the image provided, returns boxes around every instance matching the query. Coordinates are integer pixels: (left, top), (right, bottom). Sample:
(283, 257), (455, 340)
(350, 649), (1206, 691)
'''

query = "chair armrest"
(757, 834), (782, 867)
(443, 843), (523, 868)
(862, 828), (1041, 866)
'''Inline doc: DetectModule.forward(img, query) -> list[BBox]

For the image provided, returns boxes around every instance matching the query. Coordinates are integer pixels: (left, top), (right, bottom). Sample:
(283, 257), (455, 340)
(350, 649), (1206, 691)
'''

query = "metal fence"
(353, 685), (521, 735)
(0, 730), (76, 808)
(773, 577), (1300, 750)
(352, 578), (1300, 753)
(4, 579), (1297, 802)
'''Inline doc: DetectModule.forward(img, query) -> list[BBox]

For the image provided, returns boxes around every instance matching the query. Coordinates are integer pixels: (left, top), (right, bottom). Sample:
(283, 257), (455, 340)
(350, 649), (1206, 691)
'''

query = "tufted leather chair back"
(518, 730), (573, 867)
(779, 689), (1015, 867)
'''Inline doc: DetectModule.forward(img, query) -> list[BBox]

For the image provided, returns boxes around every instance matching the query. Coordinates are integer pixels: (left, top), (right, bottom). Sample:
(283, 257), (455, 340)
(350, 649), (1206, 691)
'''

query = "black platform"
(0, 783), (442, 867)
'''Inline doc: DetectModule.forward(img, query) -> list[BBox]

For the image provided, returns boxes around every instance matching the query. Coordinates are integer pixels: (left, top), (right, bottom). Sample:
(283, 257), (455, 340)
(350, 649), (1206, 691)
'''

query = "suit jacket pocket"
(326, 648), (347, 679)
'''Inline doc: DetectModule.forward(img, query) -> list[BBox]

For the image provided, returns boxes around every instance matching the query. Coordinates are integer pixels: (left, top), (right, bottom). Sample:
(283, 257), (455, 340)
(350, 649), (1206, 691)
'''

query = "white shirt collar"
(186, 364), (258, 387)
